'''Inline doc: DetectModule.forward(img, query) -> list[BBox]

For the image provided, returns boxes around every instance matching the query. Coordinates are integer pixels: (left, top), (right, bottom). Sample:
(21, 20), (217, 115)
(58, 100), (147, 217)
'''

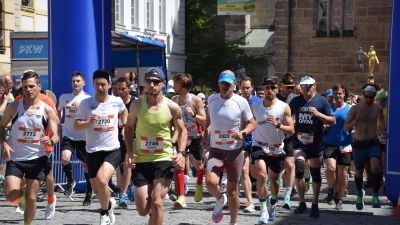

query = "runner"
(172, 73), (206, 206)
(124, 67), (187, 225)
(57, 72), (91, 205)
(0, 71), (59, 225)
(289, 74), (336, 218)
(323, 84), (352, 210)
(74, 69), (128, 225)
(251, 76), (294, 224)
(201, 70), (256, 224)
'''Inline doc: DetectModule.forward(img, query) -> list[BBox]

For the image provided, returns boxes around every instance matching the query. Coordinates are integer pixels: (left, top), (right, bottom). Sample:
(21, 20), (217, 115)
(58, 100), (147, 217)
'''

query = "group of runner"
(0, 68), (388, 225)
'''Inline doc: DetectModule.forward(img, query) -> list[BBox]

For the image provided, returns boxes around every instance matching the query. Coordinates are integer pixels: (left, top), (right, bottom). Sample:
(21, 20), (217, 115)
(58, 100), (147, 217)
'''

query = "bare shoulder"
(166, 98), (181, 115)
(191, 95), (202, 106)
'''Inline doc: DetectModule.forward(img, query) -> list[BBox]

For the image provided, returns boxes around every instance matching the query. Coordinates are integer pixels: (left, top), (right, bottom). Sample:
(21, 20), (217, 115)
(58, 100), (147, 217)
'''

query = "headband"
(364, 86), (376, 92)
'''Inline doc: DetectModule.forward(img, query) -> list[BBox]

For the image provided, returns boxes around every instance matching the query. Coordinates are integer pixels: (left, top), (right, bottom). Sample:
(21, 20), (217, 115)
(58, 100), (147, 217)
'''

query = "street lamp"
(356, 47), (364, 73)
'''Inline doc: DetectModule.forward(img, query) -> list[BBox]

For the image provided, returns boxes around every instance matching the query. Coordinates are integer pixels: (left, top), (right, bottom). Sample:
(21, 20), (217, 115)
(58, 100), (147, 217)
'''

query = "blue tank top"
(324, 103), (353, 146)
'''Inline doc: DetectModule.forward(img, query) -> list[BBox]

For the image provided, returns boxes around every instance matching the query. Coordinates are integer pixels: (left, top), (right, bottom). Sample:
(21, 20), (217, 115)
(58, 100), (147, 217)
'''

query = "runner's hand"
(127, 151), (137, 169)
(267, 115), (278, 127)
(308, 107), (320, 117)
(71, 102), (80, 108)
(201, 136), (209, 148)
(185, 106), (195, 117)
(2, 143), (14, 162)
(231, 132), (244, 140)
(40, 135), (52, 146)
(171, 152), (185, 170)
(90, 114), (100, 123)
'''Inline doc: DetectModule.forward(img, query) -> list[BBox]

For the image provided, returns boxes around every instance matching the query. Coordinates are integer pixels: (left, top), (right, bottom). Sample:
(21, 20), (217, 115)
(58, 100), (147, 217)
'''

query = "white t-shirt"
(208, 93), (253, 150)
(75, 95), (126, 153)
(58, 92), (91, 141)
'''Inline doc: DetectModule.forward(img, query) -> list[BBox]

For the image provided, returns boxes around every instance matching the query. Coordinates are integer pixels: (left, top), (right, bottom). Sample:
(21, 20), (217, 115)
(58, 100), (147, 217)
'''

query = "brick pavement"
(1, 170), (399, 225)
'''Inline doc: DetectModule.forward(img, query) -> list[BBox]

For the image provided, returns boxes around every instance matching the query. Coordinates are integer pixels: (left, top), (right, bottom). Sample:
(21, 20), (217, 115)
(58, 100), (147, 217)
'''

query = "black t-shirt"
(289, 94), (334, 147)
(118, 95), (136, 135)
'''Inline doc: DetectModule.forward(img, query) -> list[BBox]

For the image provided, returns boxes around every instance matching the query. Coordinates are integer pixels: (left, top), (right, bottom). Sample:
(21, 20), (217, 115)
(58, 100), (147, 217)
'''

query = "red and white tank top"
(174, 95), (202, 137)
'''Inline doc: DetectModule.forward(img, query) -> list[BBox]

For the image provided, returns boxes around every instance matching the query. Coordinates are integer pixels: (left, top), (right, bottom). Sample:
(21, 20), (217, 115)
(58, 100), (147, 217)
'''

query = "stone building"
(0, 0), (14, 74)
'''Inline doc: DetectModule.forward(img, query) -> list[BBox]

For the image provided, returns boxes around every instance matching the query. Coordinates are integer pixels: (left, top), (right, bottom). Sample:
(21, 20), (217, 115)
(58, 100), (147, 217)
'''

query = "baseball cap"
(282, 77), (295, 86)
(326, 89), (333, 97)
(197, 93), (205, 99)
(218, 72), (236, 84)
(300, 75), (315, 85)
(167, 80), (174, 93)
(144, 67), (165, 80)
(262, 77), (279, 86)
(375, 90), (387, 99)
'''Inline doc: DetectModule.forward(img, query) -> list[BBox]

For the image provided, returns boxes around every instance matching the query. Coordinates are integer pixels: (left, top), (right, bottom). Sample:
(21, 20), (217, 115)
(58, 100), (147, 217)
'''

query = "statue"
(364, 45), (379, 75)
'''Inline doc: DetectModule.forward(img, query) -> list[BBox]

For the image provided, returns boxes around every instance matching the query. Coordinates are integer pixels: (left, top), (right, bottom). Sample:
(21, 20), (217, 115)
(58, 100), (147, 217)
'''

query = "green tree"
(186, 0), (272, 90)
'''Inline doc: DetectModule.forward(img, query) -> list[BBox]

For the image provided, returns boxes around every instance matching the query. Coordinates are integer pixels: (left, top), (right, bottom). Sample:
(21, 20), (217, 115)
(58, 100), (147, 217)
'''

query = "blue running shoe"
(127, 185), (134, 202)
(294, 202), (308, 214)
(119, 194), (128, 208)
(356, 190), (365, 210)
(372, 194), (381, 208)
(258, 210), (269, 225)
(269, 205), (277, 221)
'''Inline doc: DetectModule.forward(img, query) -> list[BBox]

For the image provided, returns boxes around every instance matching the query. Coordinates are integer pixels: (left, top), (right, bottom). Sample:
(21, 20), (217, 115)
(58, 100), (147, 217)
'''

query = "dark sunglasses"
(264, 85), (278, 90)
(376, 99), (386, 103)
(145, 79), (163, 85)
(300, 83), (314, 88)
(284, 86), (294, 89)
(363, 94), (375, 99)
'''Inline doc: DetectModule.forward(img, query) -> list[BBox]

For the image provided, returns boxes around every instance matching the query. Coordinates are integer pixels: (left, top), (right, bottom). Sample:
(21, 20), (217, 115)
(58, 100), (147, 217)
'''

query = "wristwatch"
(191, 111), (197, 118)
(276, 123), (281, 129)
(241, 131), (247, 138)
(178, 151), (188, 157)
(50, 140), (55, 146)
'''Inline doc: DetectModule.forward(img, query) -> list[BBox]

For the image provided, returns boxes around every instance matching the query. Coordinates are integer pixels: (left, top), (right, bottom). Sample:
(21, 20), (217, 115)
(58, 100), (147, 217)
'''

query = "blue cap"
(218, 72), (236, 84)
(144, 67), (165, 80)
(326, 89), (333, 97)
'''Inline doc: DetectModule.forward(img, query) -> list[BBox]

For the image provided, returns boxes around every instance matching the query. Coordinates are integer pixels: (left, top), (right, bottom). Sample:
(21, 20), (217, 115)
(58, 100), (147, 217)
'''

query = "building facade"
(0, 0), (15, 74)
(113, 0), (186, 79)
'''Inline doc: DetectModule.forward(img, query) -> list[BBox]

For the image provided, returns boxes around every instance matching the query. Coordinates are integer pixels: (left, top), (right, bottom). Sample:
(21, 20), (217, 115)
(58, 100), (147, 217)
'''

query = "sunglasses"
(284, 86), (294, 89)
(376, 99), (386, 103)
(145, 79), (163, 85)
(363, 94), (375, 99)
(300, 83), (314, 88)
(264, 85), (278, 90)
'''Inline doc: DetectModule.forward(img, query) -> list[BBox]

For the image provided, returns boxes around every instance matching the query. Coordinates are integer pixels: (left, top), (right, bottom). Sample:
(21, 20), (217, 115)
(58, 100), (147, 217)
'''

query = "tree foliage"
(185, 0), (272, 90)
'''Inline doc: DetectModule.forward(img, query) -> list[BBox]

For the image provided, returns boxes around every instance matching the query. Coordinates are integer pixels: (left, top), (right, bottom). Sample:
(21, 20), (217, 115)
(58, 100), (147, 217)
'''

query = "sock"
(24, 222), (32, 225)
(270, 195), (277, 205)
(328, 187), (334, 192)
(355, 175), (363, 192)
(47, 195), (55, 204)
(285, 187), (292, 197)
(372, 173), (381, 193)
(176, 169), (185, 197)
(100, 209), (108, 216)
(312, 203), (318, 209)
(196, 167), (205, 185)
(108, 200), (112, 210)
(62, 163), (73, 182)
(259, 198), (267, 211)
(85, 173), (92, 193)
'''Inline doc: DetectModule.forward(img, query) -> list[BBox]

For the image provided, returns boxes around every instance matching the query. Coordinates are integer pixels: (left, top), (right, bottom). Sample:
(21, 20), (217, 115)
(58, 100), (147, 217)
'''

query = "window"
(131, 0), (138, 27)
(115, 0), (123, 24)
(316, 0), (355, 37)
(146, 0), (153, 29)
(159, 0), (166, 32)
(21, 0), (33, 7)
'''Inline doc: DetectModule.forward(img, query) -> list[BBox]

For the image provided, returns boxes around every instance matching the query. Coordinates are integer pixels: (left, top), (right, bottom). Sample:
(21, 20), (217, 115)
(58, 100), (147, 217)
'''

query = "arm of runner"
(0, 93), (10, 115)
(343, 106), (358, 132)
(41, 104), (60, 146)
(232, 102), (256, 140)
(125, 100), (139, 169)
(188, 96), (206, 126)
(169, 101), (187, 169)
(74, 100), (99, 131)
(0, 102), (18, 161)
(201, 112), (211, 148)
(280, 104), (294, 135)
(309, 98), (336, 125)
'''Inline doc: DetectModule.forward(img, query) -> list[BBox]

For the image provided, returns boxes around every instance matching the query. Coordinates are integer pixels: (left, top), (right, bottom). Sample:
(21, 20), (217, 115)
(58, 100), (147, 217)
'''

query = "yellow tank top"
(377, 107), (387, 127)
(133, 96), (172, 163)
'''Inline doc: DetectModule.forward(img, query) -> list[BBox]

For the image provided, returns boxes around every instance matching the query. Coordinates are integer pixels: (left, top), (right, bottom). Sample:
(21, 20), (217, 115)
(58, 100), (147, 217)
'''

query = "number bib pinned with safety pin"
(140, 136), (164, 154)
(93, 115), (114, 131)
(17, 127), (41, 144)
(258, 141), (282, 157)
(297, 132), (314, 145)
(65, 106), (78, 118)
(214, 130), (235, 145)
(339, 144), (352, 154)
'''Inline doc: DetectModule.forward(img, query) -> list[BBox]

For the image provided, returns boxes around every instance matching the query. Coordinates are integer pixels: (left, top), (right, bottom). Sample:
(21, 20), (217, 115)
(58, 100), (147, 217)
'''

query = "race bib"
(17, 127), (41, 144)
(379, 136), (386, 144)
(93, 115), (115, 131)
(118, 115), (124, 129)
(297, 132), (314, 145)
(140, 136), (164, 153)
(214, 130), (235, 145)
(65, 106), (78, 118)
(259, 141), (282, 157)
(339, 144), (352, 154)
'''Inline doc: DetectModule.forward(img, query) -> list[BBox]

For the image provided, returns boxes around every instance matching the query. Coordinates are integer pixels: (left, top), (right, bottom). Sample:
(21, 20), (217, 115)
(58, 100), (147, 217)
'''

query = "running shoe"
(267, 196), (272, 214)
(83, 191), (92, 206)
(348, 171), (354, 178)
(184, 175), (189, 195)
(309, 205), (319, 218)
(278, 173), (283, 187)
(335, 200), (343, 210)
(174, 196), (187, 208)
(290, 186), (297, 197)
(258, 210), (269, 225)
(118, 194), (128, 208)
(243, 201), (255, 213)
(127, 185), (134, 202)
(99, 214), (110, 225)
(282, 195), (291, 210)
(45, 195), (57, 219)
(110, 186), (121, 198)
(269, 205), (277, 221)
(327, 188), (335, 205)
(194, 185), (203, 202)
(305, 178), (310, 193)
(18, 186), (26, 211)
(64, 180), (76, 196)
(109, 198), (116, 225)
(343, 189), (348, 197)
(15, 206), (24, 214)
(356, 189), (365, 210)
(169, 190), (178, 202)
(211, 193), (227, 223)
(372, 195), (381, 208)
(294, 202), (308, 214)
(191, 166), (197, 177)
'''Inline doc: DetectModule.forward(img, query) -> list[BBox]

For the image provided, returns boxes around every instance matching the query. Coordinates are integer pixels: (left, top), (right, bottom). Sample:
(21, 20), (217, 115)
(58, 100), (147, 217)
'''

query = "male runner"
(289, 74), (336, 218)
(251, 77), (294, 224)
(125, 67), (187, 225)
(1, 71), (59, 225)
(201, 70), (256, 224)
(172, 73), (206, 206)
(74, 69), (128, 225)
(276, 73), (298, 209)
(343, 84), (387, 210)
(323, 84), (352, 210)
(239, 76), (261, 212)
(57, 72), (91, 204)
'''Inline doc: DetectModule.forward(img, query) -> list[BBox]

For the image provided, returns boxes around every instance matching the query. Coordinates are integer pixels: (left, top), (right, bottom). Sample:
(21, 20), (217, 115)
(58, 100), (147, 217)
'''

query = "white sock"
(285, 187), (292, 197)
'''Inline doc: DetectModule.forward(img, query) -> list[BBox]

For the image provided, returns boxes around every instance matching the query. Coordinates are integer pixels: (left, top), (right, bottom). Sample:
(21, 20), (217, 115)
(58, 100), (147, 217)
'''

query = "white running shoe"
(109, 198), (116, 225)
(15, 206), (24, 215)
(99, 214), (110, 225)
(45, 195), (57, 219)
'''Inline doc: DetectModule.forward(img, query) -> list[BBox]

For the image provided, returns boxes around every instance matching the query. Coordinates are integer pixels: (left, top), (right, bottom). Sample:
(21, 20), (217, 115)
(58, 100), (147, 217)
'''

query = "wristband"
(191, 111), (197, 118)
(178, 151), (188, 157)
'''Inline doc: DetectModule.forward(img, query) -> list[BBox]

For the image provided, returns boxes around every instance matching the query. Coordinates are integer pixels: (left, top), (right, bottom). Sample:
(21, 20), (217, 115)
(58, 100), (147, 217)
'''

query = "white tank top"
(252, 100), (287, 156)
(8, 100), (46, 161)
(175, 95), (202, 137)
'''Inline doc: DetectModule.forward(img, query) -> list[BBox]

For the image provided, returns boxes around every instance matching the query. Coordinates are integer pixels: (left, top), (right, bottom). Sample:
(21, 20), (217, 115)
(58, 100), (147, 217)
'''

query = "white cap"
(167, 80), (174, 93)
(197, 93), (205, 99)
(300, 76), (316, 85)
